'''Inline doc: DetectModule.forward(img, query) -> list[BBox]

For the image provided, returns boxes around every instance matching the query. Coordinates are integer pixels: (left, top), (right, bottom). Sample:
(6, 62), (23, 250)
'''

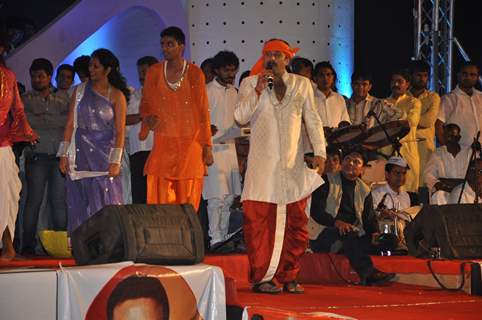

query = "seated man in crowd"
(424, 123), (472, 205)
(323, 145), (342, 175)
(372, 157), (419, 250)
(308, 150), (395, 285)
(448, 158), (482, 204)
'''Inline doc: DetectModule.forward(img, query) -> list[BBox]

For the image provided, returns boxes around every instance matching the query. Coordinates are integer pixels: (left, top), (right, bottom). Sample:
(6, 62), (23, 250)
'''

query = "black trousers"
(310, 227), (375, 279)
(129, 151), (150, 204)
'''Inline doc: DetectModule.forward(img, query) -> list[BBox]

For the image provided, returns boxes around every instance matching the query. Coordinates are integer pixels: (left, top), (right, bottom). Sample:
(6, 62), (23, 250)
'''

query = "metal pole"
(430, 0), (440, 91)
(414, 0), (422, 59)
(446, 0), (454, 92)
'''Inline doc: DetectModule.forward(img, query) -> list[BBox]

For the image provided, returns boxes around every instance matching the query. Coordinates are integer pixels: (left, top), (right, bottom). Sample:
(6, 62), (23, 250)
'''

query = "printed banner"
(57, 262), (226, 320)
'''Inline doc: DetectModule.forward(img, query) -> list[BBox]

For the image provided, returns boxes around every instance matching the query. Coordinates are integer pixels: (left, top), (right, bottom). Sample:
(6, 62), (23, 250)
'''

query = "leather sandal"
(252, 281), (282, 294)
(283, 281), (304, 294)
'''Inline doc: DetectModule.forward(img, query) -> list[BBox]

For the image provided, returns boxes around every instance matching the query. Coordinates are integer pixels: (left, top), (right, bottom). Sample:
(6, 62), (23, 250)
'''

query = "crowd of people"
(1, 26), (481, 294)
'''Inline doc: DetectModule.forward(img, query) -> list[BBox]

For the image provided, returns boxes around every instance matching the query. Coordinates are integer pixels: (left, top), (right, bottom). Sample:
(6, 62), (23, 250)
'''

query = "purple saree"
(66, 82), (123, 233)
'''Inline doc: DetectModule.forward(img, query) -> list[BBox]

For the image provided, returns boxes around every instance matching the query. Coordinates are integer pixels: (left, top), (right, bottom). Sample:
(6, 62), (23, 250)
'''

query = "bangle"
(56, 141), (70, 157)
(108, 147), (123, 164)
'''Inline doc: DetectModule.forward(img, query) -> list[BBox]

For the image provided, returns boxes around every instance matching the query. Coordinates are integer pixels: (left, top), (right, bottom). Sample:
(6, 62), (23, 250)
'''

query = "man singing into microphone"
(235, 39), (326, 294)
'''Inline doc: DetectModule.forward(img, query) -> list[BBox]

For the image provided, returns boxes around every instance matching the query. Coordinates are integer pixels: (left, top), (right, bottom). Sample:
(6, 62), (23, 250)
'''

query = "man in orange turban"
(139, 26), (213, 211)
(235, 39), (326, 294)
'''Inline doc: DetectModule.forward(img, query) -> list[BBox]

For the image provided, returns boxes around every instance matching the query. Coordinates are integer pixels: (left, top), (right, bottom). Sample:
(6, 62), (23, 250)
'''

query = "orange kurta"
(139, 61), (212, 209)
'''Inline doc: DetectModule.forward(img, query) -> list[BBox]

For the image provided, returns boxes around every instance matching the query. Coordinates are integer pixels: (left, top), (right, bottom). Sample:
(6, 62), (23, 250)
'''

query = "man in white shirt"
(203, 51), (242, 251)
(436, 62), (482, 147)
(235, 39), (326, 294)
(126, 56), (157, 203)
(424, 123), (472, 205)
(372, 157), (419, 249)
(448, 158), (482, 204)
(346, 71), (380, 128)
(313, 61), (350, 132)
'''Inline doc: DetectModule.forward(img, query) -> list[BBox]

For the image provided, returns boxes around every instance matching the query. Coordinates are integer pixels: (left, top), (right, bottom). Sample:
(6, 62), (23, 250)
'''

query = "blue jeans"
(22, 153), (67, 252)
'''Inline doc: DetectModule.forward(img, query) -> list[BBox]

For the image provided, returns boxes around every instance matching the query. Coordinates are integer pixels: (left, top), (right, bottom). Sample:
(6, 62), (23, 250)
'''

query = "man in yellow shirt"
(408, 61), (440, 187)
(384, 69), (422, 192)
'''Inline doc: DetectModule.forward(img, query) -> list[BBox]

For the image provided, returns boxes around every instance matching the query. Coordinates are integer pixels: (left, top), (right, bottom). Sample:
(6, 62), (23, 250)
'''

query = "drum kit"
(326, 119), (410, 154)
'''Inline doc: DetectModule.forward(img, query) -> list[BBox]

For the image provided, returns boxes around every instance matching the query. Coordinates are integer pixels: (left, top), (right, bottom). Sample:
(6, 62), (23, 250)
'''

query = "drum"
(327, 124), (365, 145)
(361, 120), (410, 151)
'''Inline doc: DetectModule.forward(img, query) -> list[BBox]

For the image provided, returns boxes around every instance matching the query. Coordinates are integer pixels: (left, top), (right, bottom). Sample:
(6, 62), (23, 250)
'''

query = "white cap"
(386, 156), (410, 169)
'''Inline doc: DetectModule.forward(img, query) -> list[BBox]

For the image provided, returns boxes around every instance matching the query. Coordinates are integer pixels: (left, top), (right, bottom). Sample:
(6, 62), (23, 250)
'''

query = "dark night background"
(2, 0), (481, 97)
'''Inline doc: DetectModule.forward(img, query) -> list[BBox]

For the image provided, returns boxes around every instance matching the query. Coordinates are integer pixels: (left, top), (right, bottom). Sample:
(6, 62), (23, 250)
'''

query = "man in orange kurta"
(139, 26), (213, 211)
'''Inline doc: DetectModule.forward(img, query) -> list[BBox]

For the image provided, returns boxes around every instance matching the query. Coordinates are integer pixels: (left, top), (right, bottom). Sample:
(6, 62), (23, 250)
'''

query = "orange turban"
(250, 40), (300, 75)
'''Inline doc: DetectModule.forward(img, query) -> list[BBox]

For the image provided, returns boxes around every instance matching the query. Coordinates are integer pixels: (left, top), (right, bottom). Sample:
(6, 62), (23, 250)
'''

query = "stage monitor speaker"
(405, 204), (482, 259)
(71, 204), (205, 265)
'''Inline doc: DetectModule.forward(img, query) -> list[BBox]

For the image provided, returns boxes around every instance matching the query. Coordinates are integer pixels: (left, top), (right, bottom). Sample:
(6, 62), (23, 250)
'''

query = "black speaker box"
(71, 204), (205, 265)
(405, 204), (482, 259)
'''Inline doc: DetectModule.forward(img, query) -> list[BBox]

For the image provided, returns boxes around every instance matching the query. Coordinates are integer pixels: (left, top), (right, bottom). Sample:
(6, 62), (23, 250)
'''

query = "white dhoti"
(0, 146), (22, 238)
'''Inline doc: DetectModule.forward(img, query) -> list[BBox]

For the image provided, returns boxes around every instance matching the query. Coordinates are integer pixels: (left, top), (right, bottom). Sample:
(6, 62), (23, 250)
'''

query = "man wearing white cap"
(372, 156), (420, 249)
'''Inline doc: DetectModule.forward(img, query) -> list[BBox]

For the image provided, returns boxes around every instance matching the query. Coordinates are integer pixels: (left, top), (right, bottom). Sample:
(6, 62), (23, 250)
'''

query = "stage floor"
(1, 253), (482, 319)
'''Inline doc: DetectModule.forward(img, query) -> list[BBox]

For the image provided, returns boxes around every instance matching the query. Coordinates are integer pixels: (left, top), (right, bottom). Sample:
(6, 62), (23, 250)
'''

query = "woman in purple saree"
(59, 49), (129, 233)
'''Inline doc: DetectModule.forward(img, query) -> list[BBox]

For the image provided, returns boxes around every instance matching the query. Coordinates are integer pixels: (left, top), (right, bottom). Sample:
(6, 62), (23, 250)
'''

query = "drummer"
(347, 71), (405, 129)
(372, 156), (420, 251)
(313, 61), (350, 134)
(381, 69), (422, 192)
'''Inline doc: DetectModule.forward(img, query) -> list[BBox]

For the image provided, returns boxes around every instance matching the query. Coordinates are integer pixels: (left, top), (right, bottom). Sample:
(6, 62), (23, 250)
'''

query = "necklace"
(165, 60), (187, 91)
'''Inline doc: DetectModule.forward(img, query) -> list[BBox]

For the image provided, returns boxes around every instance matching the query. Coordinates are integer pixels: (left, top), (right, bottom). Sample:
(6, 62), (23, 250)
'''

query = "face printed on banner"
(112, 297), (165, 320)
(85, 265), (203, 320)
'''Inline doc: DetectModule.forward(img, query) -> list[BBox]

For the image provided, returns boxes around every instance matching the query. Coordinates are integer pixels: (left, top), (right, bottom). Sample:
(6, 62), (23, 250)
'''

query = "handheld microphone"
(266, 61), (275, 90)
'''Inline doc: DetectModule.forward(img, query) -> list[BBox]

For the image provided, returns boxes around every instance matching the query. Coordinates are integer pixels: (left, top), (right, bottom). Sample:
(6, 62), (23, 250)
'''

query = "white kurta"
(346, 94), (380, 128)
(126, 88), (153, 155)
(202, 80), (242, 200)
(0, 146), (22, 237)
(372, 183), (411, 211)
(314, 89), (350, 128)
(449, 183), (482, 204)
(424, 146), (472, 190)
(235, 72), (326, 204)
(424, 146), (472, 204)
(438, 86), (482, 147)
